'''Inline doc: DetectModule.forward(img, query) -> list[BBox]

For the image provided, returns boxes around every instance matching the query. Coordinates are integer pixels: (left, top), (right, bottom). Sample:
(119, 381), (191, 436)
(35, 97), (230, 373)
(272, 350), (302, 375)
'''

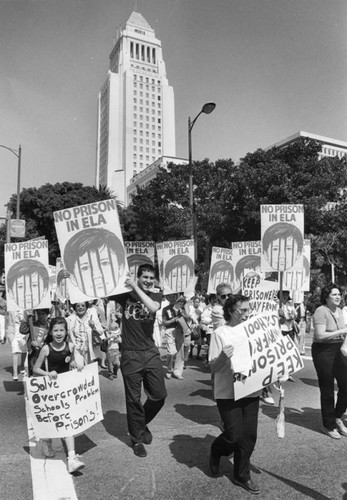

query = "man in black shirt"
(116, 264), (167, 457)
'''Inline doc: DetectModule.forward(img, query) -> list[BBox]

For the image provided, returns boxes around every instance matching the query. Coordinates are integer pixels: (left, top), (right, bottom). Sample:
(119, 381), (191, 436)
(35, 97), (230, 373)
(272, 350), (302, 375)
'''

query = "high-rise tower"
(95, 12), (176, 206)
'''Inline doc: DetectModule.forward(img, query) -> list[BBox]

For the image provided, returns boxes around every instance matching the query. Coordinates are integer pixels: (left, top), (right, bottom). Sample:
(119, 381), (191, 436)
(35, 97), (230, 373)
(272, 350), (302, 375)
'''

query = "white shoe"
(42, 440), (55, 458)
(68, 455), (85, 473)
(165, 372), (172, 379)
(336, 419), (347, 437)
(321, 426), (341, 439)
(260, 390), (275, 405)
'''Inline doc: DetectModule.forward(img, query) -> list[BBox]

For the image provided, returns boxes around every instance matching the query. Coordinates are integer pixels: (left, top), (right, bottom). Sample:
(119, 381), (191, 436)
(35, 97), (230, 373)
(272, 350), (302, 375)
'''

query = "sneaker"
(336, 419), (347, 437)
(172, 373), (183, 380)
(68, 455), (85, 473)
(321, 426), (341, 439)
(260, 391), (275, 405)
(165, 372), (172, 379)
(42, 440), (55, 458)
(12, 375), (18, 381)
(109, 374), (115, 380)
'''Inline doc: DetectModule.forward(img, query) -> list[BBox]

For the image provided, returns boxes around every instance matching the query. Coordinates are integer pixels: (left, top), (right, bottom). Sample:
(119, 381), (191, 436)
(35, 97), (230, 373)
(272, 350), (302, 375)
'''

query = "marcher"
(33, 317), (85, 473)
(211, 283), (232, 330)
(312, 283), (347, 439)
(10, 311), (26, 380)
(113, 264), (167, 458)
(162, 295), (187, 380)
(208, 294), (261, 495)
(19, 309), (50, 375)
(188, 296), (203, 360)
(67, 302), (104, 367)
(105, 311), (122, 380)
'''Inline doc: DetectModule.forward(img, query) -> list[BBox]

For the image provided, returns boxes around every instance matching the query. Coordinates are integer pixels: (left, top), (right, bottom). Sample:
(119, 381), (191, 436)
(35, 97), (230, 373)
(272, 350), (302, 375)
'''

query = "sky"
(0, 0), (346, 217)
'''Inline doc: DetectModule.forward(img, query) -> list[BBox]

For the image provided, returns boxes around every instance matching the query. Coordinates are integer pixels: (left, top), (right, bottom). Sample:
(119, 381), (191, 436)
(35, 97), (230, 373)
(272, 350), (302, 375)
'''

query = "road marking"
(25, 398), (78, 500)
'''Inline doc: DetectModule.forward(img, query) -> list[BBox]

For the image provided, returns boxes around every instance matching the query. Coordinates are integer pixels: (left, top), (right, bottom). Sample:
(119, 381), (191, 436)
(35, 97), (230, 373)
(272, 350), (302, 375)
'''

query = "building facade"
(95, 11), (176, 206)
(127, 155), (188, 202)
(267, 131), (347, 160)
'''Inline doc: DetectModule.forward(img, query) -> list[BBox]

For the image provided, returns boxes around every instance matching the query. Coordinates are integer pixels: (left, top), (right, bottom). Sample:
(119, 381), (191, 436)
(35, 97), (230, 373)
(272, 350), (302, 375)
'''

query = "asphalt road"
(1, 337), (347, 500)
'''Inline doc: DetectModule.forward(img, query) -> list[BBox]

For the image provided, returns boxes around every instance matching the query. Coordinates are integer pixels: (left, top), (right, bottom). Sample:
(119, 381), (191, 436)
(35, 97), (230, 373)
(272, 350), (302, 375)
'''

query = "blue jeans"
(312, 342), (347, 430)
(211, 396), (259, 482)
(120, 346), (167, 444)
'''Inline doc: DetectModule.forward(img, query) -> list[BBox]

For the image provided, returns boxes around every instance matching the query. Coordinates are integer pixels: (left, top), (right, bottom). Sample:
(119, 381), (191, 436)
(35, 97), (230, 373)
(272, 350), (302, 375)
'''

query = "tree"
(0, 182), (119, 266)
(123, 139), (347, 287)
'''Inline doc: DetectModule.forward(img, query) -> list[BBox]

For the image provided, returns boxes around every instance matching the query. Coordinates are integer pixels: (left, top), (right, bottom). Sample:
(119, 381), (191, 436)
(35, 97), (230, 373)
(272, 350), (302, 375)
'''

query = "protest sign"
(243, 280), (278, 317)
(260, 204), (304, 272)
(283, 239), (310, 291)
(54, 199), (129, 303)
(5, 239), (51, 311)
(156, 240), (195, 295)
(207, 247), (234, 294)
(25, 363), (103, 439)
(233, 312), (304, 400)
(124, 241), (155, 280)
(232, 241), (262, 292)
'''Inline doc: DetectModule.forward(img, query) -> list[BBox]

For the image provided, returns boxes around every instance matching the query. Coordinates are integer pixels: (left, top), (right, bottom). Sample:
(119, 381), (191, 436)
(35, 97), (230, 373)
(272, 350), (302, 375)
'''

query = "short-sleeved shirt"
(313, 305), (345, 343)
(116, 290), (162, 350)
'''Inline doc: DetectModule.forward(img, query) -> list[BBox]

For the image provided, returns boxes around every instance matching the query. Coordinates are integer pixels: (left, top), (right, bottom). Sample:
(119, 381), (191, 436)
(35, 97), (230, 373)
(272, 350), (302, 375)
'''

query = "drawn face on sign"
(263, 223), (303, 271)
(283, 256), (310, 290)
(210, 260), (234, 291)
(165, 255), (194, 292)
(64, 228), (126, 298)
(7, 260), (49, 309)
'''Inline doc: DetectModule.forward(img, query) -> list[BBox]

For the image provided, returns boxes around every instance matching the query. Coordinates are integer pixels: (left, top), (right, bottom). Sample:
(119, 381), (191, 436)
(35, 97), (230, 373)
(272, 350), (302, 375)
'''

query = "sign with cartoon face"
(156, 240), (196, 295)
(5, 239), (51, 311)
(124, 241), (155, 280)
(207, 247), (234, 294)
(54, 199), (129, 303)
(260, 205), (304, 272)
(283, 239), (310, 291)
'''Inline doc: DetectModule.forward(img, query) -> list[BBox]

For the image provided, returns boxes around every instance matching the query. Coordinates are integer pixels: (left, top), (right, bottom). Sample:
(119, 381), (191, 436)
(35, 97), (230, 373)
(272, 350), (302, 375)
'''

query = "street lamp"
(188, 102), (216, 260)
(0, 144), (22, 219)
(0, 144), (22, 243)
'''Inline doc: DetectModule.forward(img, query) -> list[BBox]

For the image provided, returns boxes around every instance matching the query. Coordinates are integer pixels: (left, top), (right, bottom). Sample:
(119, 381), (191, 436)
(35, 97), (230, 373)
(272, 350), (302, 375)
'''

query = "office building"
(267, 131), (347, 160)
(95, 11), (176, 206)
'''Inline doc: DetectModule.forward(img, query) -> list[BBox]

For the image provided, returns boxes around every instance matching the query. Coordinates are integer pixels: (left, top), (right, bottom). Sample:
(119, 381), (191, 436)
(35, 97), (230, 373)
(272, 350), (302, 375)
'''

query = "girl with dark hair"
(208, 294), (261, 495)
(312, 283), (347, 439)
(33, 317), (85, 473)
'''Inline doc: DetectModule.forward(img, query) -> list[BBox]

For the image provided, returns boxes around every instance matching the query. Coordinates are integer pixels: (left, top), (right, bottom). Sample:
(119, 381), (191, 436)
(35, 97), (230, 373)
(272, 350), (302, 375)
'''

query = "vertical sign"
(260, 204), (304, 272)
(54, 199), (128, 303)
(156, 240), (195, 295)
(5, 239), (51, 311)
(207, 247), (234, 294)
(124, 241), (155, 280)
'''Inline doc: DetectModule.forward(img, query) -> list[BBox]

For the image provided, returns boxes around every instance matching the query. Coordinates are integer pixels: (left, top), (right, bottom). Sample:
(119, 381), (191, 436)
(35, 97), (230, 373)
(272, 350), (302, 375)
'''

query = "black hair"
(137, 263), (155, 278)
(45, 317), (68, 344)
(223, 293), (249, 321)
(320, 283), (341, 305)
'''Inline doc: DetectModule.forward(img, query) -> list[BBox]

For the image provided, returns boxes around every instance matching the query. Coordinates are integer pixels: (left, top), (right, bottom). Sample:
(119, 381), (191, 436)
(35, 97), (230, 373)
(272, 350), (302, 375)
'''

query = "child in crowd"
(33, 317), (85, 474)
(19, 309), (50, 376)
(105, 311), (122, 380)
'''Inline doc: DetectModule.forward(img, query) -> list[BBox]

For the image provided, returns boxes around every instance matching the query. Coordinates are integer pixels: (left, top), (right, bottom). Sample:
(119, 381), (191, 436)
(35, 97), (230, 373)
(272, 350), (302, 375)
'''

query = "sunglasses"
(220, 293), (232, 300)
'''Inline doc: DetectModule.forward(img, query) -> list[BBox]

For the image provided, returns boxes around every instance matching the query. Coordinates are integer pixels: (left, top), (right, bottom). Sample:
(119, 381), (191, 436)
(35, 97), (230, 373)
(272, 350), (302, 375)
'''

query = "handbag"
(190, 325), (201, 342)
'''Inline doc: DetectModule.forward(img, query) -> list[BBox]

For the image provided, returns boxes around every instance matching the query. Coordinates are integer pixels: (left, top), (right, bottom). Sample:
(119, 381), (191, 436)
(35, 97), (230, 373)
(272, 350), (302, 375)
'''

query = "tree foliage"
(124, 138), (347, 286)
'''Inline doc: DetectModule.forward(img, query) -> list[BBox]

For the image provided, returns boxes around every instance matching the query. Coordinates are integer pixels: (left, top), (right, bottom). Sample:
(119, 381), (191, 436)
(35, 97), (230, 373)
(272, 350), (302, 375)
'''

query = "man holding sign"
(112, 264), (167, 458)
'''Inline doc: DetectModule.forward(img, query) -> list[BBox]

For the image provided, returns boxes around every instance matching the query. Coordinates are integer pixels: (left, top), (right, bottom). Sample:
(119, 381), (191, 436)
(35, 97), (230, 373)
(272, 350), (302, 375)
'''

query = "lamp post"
(188, 102), (216, 261)
(0, 144), (22, 243)
(0, 144), (21, 219)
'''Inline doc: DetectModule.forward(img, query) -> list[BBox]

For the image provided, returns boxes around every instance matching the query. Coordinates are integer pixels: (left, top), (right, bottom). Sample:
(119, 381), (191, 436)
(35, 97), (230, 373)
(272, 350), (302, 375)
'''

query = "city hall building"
(95, 11), (176, 206)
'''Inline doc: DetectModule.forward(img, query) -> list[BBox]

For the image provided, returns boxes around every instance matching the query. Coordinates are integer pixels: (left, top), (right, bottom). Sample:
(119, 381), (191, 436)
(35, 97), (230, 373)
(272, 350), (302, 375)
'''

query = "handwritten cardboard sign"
(25, 363), (103, 438)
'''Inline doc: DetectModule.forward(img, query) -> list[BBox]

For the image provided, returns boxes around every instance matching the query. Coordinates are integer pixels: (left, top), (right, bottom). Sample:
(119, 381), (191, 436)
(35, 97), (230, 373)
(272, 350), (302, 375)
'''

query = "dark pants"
(312, 342), (347, 430)
(120, 346), (167, 444)
(211, 396), (259, 482)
